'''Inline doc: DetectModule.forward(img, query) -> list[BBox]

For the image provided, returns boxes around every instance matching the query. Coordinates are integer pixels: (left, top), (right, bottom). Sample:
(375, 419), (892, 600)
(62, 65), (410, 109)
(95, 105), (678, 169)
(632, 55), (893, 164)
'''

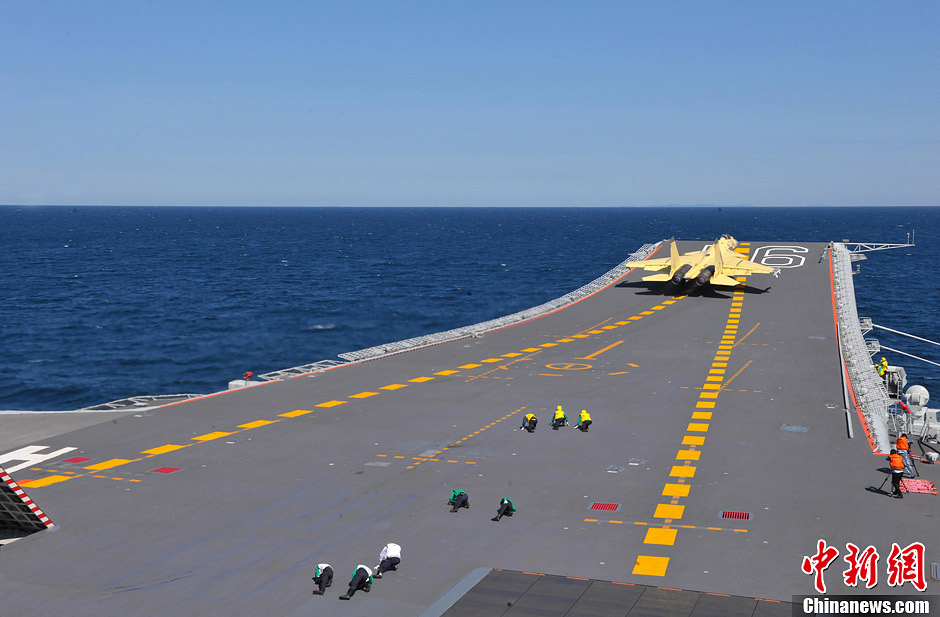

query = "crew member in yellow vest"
(878, 357), (888, 377)
(888, 449), (905, 499)
(551, 406), (568, 430)
(520, 413), (538, 433)
(575, 409), (592, 432)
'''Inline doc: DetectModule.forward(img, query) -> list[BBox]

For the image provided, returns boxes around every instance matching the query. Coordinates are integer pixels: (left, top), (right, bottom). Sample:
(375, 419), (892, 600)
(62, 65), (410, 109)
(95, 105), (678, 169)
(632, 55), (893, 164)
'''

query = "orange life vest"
(897, 436), (909, 451)
(889, 453), (905, 470)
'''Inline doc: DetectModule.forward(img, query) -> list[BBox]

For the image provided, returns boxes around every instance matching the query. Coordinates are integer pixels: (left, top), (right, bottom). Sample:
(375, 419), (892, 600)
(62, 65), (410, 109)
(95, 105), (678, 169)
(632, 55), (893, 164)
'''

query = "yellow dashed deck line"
(191, 432), (235, 442)
(85, 458), (136, 470)
(435, 370), (460, 375)
(615, 321), (630, 325)
(142, 444), (188, 455)
(458, 364), (482, 369)
(381, 383), (408, 390)
(687, 423), (710, 432)
(695, 401), (716, 409)
(280, 409), (315, 418)
(571, 334), (591, 339)
(539, 343), (558, 347)
(350, 391), (380, 399)
(481, 358), (502, 363)
(682, 435), (705, 445)
(602, 325), (618, 329)
(640, 311), (654, 316)
(521, 347), (542, 351)
(691, 411), (712, 419)
(409, 376), (434, 382)
(676, 450), (701, 461)
(628, 316), (643, 321)
(316, 400), (347, 407)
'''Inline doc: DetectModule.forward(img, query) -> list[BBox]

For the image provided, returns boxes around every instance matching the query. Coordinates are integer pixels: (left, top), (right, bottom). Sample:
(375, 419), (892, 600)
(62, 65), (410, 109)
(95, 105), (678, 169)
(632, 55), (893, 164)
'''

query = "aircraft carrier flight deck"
(1, 239), (934, 616)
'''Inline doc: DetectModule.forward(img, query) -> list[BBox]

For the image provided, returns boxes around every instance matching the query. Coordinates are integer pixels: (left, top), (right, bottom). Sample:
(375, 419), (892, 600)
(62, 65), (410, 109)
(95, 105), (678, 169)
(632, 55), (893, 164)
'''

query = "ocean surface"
(1, 206), (937, 411)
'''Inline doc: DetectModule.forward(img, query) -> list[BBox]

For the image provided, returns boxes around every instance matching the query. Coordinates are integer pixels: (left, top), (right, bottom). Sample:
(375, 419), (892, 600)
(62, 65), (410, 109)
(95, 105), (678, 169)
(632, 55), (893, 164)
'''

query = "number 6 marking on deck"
(751, 245), (807, 268)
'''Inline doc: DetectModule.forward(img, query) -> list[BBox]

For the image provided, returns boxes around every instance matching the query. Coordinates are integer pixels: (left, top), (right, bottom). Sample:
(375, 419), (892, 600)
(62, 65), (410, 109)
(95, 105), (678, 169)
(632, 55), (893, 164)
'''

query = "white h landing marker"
(0, 445), (76, 473)
(0, 464), (55, 529)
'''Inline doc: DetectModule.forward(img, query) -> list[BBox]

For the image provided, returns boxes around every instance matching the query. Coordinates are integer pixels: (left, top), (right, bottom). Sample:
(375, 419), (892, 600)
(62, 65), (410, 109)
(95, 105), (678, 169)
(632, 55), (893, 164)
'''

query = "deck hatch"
(721, 511), (751, 520)
(589, 502), (622, 512)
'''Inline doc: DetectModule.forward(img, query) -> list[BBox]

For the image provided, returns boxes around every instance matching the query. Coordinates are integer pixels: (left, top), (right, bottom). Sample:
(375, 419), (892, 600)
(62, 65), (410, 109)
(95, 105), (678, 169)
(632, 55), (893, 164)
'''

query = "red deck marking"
(590, 502), (622, 511)
(62, 457), (92, 464)
(149, 467), (181, 474)
(721, 511), (750, 520)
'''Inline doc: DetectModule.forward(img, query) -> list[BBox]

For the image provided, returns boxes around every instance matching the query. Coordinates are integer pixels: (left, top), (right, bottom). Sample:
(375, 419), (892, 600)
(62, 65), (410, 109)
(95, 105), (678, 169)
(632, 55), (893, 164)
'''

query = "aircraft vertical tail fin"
(668, 238), (679, 276)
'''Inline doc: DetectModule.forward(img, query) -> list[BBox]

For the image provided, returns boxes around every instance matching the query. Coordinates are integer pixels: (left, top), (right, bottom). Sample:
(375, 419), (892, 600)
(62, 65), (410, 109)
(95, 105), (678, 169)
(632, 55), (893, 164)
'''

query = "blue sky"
(2, 1), (937, 206)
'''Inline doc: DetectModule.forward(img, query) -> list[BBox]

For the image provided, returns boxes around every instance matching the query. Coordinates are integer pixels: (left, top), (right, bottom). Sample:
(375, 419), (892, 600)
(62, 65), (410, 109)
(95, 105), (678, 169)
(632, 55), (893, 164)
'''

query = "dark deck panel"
(442, 571), (794, 617)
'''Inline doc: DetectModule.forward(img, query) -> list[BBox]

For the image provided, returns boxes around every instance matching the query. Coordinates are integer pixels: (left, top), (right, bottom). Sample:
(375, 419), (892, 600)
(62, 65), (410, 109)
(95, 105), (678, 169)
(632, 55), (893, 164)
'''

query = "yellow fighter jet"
(631, 235), (779, 289)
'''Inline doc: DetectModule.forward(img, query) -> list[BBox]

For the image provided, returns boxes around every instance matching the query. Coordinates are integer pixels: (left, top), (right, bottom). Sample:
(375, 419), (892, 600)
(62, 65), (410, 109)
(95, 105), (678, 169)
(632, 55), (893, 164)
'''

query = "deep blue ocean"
(1, 206), (937, 411)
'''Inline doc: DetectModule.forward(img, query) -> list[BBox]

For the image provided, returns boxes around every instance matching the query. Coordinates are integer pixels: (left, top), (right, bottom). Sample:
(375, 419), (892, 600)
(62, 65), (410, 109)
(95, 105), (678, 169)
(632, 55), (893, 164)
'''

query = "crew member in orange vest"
(888, 449), (905, 499)
(896, 433), (915, 477)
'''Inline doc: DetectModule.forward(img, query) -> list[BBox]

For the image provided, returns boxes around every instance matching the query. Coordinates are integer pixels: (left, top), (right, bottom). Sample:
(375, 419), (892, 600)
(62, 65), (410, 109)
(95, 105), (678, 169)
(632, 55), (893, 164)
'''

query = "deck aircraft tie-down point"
(631, 235), (779, 289)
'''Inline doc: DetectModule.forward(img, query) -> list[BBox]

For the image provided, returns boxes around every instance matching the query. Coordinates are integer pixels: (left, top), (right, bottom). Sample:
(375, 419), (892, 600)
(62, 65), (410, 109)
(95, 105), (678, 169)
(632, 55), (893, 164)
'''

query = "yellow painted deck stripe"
(142, 444), (187, 455)
(521, 347), (541, 352)
(409, 376), (435, 382)
(85, 458), (134, 470)
(238, 420), (277, 429)
(19, 475), (73, 488)
(676, 450), (701, 461)
(349, 392), (379, 399)
(633, 555), (669, 576)
(644, 527), (678, 545)
(699, 392), (719, 399)
(691, 411), (712, 419)
(280, 409), (315, 418)
(687, 423), (709, 432)
(670, 466), (696, 478)
(192, 432), (235, 441)
(435, 370), (460, 375)
(662, 483), (691, 497)
(682, 435), (705, 445)
(381, 383), (408, 390)
(654, 503), (685, 519)
(316, 400), (347, 407)
(481, 358), (503, 363)
(695, 401), (716, 409)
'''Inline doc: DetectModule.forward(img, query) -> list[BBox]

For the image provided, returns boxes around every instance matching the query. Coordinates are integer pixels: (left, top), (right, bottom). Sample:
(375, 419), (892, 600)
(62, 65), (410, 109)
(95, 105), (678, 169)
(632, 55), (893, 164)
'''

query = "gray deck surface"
(1, 240), (936, 616)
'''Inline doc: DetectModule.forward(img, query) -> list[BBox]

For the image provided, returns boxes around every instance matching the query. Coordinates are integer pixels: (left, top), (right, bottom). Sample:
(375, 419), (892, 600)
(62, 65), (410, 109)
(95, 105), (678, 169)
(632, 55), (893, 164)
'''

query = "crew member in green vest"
(448, 489), (469, 512)
(311, 562), (333, 595)
(338, 564), (372, 600)
(491, 497), (516, 522)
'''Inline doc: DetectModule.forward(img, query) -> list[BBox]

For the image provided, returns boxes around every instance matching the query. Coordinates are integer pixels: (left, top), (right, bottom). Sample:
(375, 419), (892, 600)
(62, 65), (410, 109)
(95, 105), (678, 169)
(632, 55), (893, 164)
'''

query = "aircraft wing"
(630, 249), (705, 272)
(718, 253), (777, 277)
